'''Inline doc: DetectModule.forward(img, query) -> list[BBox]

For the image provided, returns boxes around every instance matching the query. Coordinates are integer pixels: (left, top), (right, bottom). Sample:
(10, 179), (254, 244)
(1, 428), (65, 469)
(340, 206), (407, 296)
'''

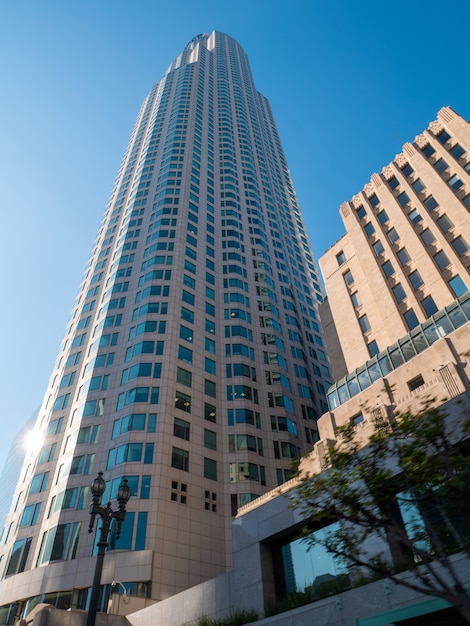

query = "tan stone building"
(320, 107), (470, 381)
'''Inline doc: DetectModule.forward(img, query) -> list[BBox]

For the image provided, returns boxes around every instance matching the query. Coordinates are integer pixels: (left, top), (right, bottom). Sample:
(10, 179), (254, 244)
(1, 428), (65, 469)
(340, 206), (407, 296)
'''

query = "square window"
(388, 176), (400, 189)
(423, 195), (439, 212)
(401, 163), (414, 177)
(382, 260), (395, 278)
(392, 283), (407, 303)
(449, 275), (467, 297)
(434, 158), (449, 173)
(356, 205), (367, 218)
(451, 236), (469, 256)
(408, 208), (422, 224)
(368, 194), (380, 207)
(373, 240), (384, 256)
(436, 130), (451, 144)
(450, 143), (465, 159)
(421, 295), (438, 317)
(436, 214), (454, 233)
(397, 248), (411, 265)
(420, 229), (436, 247)
(422, 144), (436, 158)
(448, 174), (464, 190)
(364, 222), (375, 237)
(408, 270), (424, 290)
(433, 250), (451, 270)
(377, 210), (389, 225)
(397, 191), (410, 207)
(387, 228), (399, 244)
(176, 367), (192, 387)
(412, 178), (425, 194)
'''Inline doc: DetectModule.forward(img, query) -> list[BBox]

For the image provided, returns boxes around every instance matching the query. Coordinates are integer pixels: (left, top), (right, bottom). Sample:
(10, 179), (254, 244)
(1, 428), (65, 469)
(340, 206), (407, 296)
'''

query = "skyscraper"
(0, 32), (330, 618)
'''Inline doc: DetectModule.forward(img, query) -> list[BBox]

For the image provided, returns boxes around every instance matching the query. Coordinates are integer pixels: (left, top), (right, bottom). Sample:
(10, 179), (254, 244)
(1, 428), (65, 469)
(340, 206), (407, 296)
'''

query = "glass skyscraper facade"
(0, 32), (330, 618)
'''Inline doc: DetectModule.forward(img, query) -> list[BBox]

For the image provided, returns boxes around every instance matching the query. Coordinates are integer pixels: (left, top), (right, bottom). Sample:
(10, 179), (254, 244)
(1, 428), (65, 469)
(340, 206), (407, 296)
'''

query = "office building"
(0, 31), (330, 620)
(319, 107), (470, 380)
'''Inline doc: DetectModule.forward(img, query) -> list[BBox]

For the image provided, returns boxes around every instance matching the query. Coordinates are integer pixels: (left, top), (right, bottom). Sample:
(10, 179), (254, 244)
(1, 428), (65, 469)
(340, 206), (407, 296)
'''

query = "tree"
(291, 398), (470, 621)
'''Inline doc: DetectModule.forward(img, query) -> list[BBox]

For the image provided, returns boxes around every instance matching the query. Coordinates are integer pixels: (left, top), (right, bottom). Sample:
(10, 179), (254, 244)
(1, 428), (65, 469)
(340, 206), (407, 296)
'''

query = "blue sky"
(0, 0), (469, 465)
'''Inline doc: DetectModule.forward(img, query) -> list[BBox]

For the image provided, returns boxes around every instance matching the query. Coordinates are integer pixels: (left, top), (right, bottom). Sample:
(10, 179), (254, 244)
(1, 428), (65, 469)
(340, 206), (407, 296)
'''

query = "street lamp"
(86, 472), (131, 626)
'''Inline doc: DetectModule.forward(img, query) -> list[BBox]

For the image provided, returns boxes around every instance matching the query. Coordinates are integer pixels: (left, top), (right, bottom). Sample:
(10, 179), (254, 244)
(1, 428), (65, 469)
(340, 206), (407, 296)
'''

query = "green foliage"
(195, 609), (258, 626)
(291, 397), (470, 620)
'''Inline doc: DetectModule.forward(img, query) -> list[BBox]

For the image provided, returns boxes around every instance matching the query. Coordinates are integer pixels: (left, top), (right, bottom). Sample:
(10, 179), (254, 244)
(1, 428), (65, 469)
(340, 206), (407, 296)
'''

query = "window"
(173, 417), (190, 440)
(180, 325), (193, 343)
(176, 367), (192, 387)
(463, 194), (470, 210)
(382, 260), (395, 278)
(178, 345), (193, 364)
(423, 195), (439, 212)
(175, 391), (191, 412)
(205, 357), (216, 374)
(436, 130), (451, 144)
(408, 208), (422, 224)
(387, 228), (399, 244)
(373, 240), (384, 256)
(204, 429), (217, 450)
(205, 379), (216, 397)
(364, 222), (375, 237)
(437, 214), (454, 234)
(404, 309), (419, 330)
(420, 229), (436, 247)
(401, 163), (414, 176)
(449, 275), (467, 297)
(388, 176), (399, 189)
(421, 295), (438, 317)
(422, 144), (436, 158)
(397, 191), (410, 207)
(412, 178), (425, 194)
(433, 250), (451, 270)
(408, 270), (424, 290)
(377, 210), (389, 225)
(171, 447), (189, 471)
(448, 174), (464, 190)
(5, 538), (32, 576)
(358, 314), (371, 333)
(367, 340), (379, 357)
(356, 205), (366, 218)
(204, 403), (217, 422)
(204, 458), (217, 481)
(450, 143), (465, 159)
(368, 194), (379, 207)
(351, 292), (361, 307)
(434, 158), (449, 173)
(343, 270), (354, 286)
(407, 374), (425, 391)
(392, 283), (407, 303)
(451, 236), (469, 256)
(397, 248), (411, 265)
(336, 251), (346, 265)
(351, 413), (364, 426)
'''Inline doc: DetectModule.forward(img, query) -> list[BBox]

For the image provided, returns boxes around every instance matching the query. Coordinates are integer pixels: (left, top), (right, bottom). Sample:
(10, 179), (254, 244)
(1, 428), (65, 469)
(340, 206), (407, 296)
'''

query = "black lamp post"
(86, 472), (131, 626)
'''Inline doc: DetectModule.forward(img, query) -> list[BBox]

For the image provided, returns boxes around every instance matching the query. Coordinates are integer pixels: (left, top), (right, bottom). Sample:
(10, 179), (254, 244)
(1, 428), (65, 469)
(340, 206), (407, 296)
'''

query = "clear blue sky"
(0, 0), (469, 466)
